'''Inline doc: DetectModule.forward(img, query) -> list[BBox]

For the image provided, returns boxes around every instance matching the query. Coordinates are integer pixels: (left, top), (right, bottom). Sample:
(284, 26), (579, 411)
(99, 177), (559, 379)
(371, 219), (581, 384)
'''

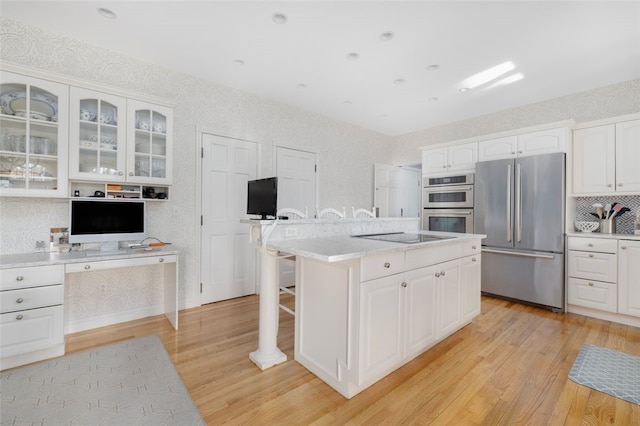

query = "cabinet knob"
(588, 282), (594, 287)
(442, 165), (447, 169)
(447, 165), (451, 168)
(472, 245), (477, 250)
(511, 151), (516, 154)
(16, 314), (23, 320)
(16, 275), (24, 281)
(129, 172), (134, 176)
(435, 272), (440, 278)
(118, 171), (124, 176)
(401, 282), (407, 288)
(618, 183), (623, 187)
(588, 254), (594, 258)
(440, 271), (446, 276)
(518, 150), (523, 154)
(621, 246), (627, 250)
(608, 184), (613, 187)
(159, 258), (165, 263)
(16, 298), (24, 304)
(472, 258), (477, 262)
(84, 265), (91, 270)
(588, 243), (593, 247)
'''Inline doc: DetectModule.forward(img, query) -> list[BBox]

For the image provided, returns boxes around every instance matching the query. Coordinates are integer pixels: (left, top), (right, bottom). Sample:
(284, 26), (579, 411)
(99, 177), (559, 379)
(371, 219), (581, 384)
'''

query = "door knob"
(384, 262), (390, 269)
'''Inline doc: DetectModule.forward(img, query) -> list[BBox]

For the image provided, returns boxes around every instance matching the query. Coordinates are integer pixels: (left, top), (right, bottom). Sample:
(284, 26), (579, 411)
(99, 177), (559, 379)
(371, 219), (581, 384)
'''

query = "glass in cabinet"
(69, 88), (126, 182)
(127, 99), (172, 185)
(0, 71), (69, 197)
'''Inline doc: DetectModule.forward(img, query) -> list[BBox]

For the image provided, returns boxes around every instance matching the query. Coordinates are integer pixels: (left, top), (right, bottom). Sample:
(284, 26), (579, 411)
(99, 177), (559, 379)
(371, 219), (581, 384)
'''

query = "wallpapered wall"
(1, 19), (639, 320)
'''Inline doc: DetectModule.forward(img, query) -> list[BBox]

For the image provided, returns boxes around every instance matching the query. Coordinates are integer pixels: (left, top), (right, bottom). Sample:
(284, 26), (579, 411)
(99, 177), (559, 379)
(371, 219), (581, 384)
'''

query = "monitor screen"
(247, 177), (277, 219)
(69, 199), (146, 244)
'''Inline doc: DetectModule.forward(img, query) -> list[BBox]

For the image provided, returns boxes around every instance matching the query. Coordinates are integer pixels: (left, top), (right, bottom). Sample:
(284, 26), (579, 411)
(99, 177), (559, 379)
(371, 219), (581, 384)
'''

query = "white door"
(201, 133), (257, 303)
(276, 147), (316, 213)
(615, 120), (640, 192)
(374, 164), (420, 218)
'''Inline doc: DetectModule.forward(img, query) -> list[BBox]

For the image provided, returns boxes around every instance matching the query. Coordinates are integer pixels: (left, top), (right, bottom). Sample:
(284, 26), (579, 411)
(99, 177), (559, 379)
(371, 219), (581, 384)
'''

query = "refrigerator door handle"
(506, 164), (512, 242)
(482, 248), (556, 260)
(515, 162), (522, 242)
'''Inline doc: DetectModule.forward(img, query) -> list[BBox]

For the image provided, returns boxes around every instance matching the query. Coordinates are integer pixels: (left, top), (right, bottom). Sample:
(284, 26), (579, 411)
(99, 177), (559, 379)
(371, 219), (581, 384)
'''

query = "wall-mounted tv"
(69, 199), (146, 249)
(247, 177), (277, 220)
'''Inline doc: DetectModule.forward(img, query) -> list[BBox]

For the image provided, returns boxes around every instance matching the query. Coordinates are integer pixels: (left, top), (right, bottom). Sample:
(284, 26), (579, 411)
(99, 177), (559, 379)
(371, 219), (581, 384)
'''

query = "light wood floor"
(64, 295), (640, 425)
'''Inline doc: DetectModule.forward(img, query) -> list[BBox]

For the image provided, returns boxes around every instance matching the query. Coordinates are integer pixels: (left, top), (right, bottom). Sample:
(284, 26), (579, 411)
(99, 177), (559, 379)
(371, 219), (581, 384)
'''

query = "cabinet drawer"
(360, 252), (404, 281)
(0, 284), (63, 314)
(567, 237), (617, 254)
(0, 265), (64, 291)
(568, 277), (617, 313)
(460, 239), (481, 258)
(65, 254), (177, 273)
(405, 242), (462, 271)
(0, 305), (64, 358)
(568, 250), (617, 283)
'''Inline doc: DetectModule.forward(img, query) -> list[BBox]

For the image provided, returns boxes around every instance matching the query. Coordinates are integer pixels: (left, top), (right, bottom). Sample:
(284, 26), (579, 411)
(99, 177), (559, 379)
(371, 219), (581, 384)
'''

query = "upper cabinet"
(478, 127), (567, 161)
(0, 71), (69, 197)
(573, 119), (640, 195)
(422, 142), (477, 176)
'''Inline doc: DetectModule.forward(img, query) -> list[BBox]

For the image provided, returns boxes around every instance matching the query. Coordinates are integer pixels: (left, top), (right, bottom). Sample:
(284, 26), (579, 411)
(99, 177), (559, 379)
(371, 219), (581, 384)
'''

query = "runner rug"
(568, 344), (640, 405)
(0, 334), (206, 425)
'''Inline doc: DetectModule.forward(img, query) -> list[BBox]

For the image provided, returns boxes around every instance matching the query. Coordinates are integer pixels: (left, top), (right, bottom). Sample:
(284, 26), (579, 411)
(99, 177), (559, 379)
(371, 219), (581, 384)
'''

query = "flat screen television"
(247, 177), (277, 219)
(69, 199), (146, 250)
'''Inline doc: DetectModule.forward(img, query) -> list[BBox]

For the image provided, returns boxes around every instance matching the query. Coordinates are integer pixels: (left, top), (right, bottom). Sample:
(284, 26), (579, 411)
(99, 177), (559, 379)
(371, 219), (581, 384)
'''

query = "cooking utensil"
(611, 204), (623, 218)
(604, 203), (611, 219)
(592, 203), (603, 219)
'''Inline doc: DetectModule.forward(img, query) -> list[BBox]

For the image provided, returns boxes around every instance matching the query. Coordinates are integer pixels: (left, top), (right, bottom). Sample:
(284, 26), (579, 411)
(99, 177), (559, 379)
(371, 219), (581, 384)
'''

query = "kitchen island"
(247, 219), (484, 398)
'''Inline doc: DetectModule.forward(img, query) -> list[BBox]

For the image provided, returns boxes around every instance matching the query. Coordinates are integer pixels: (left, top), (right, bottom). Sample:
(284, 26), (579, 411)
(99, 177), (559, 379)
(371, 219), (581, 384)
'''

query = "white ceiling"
(2, 1), (639, 136)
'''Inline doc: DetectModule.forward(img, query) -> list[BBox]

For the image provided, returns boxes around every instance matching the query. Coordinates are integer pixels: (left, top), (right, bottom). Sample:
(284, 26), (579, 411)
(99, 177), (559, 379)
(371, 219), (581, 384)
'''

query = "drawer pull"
(435, 273), (440, 278)
(588, 282), (594, 287)
(383, 262), (390, 269)
(588, 243), (594, 247)
(16, 314), (23, 320)
(621, 246), (627, 250)
(159, 258), (165, 263)
(16, 298), (24, 304)
(472, 245), (477, 250)
(440, 271), (446, 276)
(588, 254), (594, 258)
(16, 275), (24, 281)
(472, 258), (477, 262)
(84, 265), (91, 270)
(401, 282), (407, 288)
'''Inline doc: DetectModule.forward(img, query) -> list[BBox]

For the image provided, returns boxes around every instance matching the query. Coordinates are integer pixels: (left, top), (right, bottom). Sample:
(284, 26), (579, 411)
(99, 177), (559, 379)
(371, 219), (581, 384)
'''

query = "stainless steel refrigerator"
(474, 152), (565, 312)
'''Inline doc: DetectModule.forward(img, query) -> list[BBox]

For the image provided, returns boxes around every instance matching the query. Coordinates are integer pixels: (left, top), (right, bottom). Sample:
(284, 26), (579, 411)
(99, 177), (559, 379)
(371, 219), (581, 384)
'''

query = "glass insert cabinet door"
(69, 88), (126, 182)
(0, 71), (69, 196)
(127, 99), (172, 185)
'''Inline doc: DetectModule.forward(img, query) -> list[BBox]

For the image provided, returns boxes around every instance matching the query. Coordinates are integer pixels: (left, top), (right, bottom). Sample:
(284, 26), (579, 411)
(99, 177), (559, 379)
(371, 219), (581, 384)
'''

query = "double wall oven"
(422, 173), (474, 233)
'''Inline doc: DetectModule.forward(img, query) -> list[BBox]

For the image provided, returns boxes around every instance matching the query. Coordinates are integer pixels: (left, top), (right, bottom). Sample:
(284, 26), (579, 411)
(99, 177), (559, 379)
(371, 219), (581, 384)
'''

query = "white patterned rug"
(0, 334), (205, 425)
(569, 344), (640, 405)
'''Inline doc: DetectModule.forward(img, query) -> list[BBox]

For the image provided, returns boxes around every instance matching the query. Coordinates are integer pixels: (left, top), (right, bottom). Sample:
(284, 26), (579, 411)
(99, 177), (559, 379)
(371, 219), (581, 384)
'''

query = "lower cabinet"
(295, 239), (481, 399)
(618, 240), (640, 317)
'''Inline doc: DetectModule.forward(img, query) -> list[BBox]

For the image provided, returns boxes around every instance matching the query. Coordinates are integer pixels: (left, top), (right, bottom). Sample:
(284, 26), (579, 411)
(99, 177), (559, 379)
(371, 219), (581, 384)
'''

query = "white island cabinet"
(293, 236), (482, 398)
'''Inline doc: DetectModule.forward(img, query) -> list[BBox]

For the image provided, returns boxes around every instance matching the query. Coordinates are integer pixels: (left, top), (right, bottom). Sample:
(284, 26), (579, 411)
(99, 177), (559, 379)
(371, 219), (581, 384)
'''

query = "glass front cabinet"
(69, 88), (126, 182)
(0, 71), (69, 197)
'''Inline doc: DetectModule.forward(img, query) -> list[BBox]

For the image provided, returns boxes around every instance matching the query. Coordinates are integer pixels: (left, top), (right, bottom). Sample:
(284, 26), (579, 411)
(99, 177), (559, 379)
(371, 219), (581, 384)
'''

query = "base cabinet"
(618, 240), (640, 317)
(295, 239), (481, 399)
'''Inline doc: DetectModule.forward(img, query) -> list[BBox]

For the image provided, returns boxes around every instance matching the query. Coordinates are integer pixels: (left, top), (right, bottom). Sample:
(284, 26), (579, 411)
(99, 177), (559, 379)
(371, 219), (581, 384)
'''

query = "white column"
(249, 247), (287, 369)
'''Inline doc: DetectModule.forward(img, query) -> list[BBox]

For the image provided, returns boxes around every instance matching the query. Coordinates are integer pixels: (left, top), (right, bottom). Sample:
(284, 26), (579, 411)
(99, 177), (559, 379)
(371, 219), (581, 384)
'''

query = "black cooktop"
(352, 232), (454, 244)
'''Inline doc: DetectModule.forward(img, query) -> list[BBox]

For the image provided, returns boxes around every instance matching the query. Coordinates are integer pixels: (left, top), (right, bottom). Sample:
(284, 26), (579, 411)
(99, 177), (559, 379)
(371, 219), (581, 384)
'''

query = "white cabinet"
(618, 240), (640, 317)
(478, 127), (567, 161)
(460, 253), (481, 323)
(69, 91), (173, 186)
(435, 260), (462, 339)
(0, 71), (69, 197)
(403, 266), (437, 359)
(572, 120), (640, 194)
(0, 265), (65, 370)
(422, 142), (477, 176)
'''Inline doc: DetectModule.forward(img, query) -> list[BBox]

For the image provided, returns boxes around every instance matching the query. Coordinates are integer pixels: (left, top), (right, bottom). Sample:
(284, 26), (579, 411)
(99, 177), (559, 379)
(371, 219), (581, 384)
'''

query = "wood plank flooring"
(63, 295), (640, 425)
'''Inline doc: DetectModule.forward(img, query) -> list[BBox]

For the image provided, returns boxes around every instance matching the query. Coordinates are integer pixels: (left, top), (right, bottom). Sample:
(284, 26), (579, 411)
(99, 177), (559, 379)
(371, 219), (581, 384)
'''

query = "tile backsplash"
(575, 195), (640, 234)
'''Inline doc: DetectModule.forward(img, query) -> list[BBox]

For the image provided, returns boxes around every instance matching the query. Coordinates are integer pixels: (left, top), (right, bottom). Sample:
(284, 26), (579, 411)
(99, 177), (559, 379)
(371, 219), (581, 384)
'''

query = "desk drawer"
(568, 250), (617, 283)
(361, 252), (404, 281)
(0, 265), (64, 291)
(568, 237), (617, 254)
(0, 305), (64, 358)
(65, 254), (177, 273)
(0, 284), (63, 314)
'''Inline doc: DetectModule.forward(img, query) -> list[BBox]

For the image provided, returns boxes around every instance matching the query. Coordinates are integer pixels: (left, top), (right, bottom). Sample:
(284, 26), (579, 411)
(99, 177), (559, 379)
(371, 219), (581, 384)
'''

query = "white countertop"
(567, 232), (640, 241)
(0, 247), (180, 269)
(265, 231), (485, 262)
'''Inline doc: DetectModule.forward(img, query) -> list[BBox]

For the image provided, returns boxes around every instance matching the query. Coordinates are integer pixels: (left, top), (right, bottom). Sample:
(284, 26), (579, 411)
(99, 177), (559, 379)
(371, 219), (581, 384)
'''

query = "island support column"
(249, 247), (287, 369)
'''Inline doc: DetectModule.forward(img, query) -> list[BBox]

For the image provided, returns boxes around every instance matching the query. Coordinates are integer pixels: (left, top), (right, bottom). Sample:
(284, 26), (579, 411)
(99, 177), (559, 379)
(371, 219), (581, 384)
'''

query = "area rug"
(569, 344), (640, 405)
(0, 334), (206, 425)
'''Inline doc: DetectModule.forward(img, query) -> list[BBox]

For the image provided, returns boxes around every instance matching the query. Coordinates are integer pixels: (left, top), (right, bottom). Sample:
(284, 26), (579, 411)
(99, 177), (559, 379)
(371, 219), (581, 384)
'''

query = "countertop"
(265, 231), (485, 263)
(0, 247), (180, 269)
(566, 232), (640, 241)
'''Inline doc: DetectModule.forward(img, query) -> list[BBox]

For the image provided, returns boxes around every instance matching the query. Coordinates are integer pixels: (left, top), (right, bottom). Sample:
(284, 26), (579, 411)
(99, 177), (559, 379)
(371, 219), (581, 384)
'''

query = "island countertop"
(265, 231), (485, 262)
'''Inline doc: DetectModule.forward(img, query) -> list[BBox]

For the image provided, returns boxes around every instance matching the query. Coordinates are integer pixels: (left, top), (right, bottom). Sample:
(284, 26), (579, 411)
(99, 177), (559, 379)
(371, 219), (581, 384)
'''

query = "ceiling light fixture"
(426, 65), (440, 71)
(486, 73), (525, 89)
(459, 88), (470, 93)
(461, 61), (515, 90)
(394, 78), (406, 85)
(379, 114), (387, 118)
(97, 8), (117, 19)
(232, 59), (245, 66)
(346, 52), (360, 60)
(379, 32), (394, 41)
(297, 83), (307, 89)
(272, 13), (288, 24)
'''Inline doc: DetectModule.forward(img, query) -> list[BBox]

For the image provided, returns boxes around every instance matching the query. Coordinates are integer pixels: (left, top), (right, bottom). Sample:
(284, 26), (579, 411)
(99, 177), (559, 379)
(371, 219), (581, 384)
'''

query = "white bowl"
(575, 221), (599, 233)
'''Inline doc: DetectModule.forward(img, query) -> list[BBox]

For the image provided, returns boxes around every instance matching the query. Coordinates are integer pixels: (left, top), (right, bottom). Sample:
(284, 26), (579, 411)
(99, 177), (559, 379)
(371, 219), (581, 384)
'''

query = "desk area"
(0, 248), (179, 370)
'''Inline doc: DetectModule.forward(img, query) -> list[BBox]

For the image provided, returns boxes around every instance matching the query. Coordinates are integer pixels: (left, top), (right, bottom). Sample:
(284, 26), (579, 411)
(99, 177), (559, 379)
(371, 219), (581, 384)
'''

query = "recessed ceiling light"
(426, 65), (440, 71)
(379, 114), (387, 118)
(459, 88), (470, 93)
(428, 97), (439, 102)
(272, 13), (288, 24)
(97, 8), (116, 19)
(341, 101), (352, 106)
(232, 59), (245, 66)
(297, 83), (307, 89)
(379, 32), (394, 41)
(394, 78), (406, 85)
(346, 52), (360, 61)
